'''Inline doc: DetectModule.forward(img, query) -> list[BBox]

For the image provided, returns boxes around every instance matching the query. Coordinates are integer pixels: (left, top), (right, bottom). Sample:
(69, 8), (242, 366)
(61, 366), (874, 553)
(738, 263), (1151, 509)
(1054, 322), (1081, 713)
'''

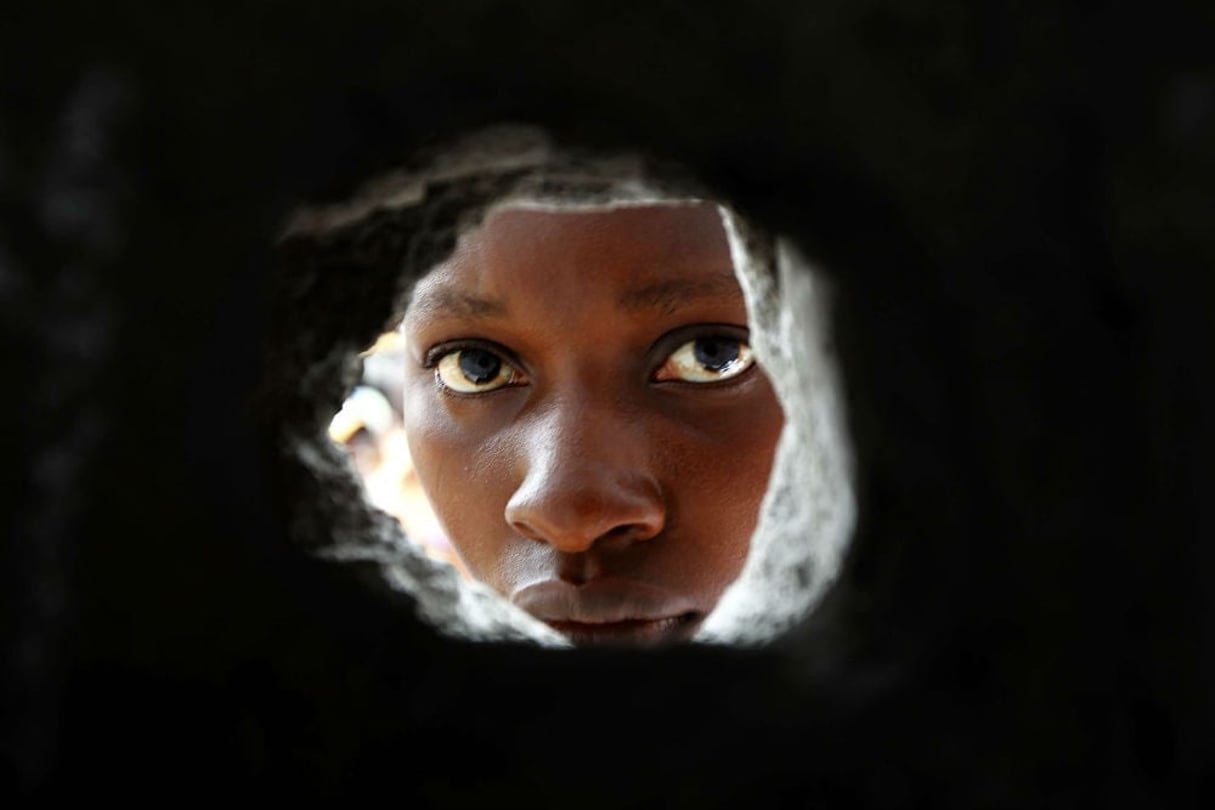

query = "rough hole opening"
(261, 124), (856, 650)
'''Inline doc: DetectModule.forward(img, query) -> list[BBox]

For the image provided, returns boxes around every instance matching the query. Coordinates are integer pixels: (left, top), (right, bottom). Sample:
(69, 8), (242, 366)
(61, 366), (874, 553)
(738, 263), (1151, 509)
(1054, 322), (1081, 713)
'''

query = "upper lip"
(512, 578), (699, 625)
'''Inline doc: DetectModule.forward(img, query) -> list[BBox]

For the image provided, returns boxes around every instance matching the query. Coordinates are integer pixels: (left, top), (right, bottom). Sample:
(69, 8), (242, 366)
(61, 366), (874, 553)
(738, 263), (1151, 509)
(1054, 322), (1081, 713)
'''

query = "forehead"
(472, 201), (731, 262)
(409, 201), (740, 319)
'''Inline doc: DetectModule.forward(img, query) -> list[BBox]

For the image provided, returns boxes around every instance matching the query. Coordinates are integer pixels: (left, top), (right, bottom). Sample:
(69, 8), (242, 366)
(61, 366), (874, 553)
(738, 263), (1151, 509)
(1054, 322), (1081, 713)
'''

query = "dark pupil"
(693, 338), (740, 371)
(459, 349), (501, 384)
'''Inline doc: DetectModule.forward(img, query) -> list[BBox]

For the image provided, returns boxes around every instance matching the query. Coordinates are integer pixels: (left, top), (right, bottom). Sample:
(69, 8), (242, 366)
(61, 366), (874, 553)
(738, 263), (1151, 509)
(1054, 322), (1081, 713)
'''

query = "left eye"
(435, 347), (524, 393)
(654, 336), (755, 384)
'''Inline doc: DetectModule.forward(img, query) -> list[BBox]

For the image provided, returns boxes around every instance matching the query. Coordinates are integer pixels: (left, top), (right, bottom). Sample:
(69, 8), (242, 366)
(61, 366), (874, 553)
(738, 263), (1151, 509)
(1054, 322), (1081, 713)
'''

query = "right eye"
(434, 347), (526, 394)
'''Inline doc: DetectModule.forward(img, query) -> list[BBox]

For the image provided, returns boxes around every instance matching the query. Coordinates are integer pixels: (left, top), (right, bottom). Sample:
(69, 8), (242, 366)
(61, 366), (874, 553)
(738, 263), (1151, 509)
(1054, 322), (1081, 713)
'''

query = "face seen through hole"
(401, 202), (784, 647)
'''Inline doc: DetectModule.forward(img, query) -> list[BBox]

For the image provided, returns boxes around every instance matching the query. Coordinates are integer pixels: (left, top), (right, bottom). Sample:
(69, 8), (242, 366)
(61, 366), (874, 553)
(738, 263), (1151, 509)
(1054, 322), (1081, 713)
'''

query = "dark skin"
(402, 202), (784, 647)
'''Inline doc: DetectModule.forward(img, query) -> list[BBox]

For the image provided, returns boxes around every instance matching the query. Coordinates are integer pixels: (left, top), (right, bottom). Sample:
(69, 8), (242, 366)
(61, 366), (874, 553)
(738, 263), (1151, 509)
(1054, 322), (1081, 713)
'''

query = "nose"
(504, 403), (666, 555)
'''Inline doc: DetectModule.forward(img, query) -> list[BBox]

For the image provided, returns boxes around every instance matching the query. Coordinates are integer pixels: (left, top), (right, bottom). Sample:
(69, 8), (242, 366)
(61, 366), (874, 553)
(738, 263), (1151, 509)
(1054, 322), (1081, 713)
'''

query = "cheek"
(661, 379), (785, 590)
(400, 377), (520, 586)
(403, 373), (489, 492)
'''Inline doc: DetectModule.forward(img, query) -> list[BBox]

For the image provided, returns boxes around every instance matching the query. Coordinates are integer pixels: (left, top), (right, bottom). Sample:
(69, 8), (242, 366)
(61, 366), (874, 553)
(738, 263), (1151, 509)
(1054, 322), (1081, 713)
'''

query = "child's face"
(401, 201), (784, 646)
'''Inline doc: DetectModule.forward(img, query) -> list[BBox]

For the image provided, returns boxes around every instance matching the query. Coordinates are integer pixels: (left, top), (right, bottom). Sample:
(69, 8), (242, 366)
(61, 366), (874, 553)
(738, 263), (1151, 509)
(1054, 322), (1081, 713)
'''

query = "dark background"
(3, 1), (1213, 806)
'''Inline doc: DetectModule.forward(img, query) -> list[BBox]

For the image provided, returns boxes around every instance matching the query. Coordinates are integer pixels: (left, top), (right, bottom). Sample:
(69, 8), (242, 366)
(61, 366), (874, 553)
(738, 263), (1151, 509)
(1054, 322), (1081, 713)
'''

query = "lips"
(513, 578), (704, 647)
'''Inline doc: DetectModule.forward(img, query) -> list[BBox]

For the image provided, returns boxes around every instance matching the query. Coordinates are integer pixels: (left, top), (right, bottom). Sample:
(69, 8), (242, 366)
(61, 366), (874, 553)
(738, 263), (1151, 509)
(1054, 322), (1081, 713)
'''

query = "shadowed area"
(3, 1), (1214, 807)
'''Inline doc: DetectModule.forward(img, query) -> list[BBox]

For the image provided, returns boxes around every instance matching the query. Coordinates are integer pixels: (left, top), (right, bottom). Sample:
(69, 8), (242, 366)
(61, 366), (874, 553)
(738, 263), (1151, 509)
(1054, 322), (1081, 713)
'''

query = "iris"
(458, 349), (502, 384)
(693, 337), (741, 372)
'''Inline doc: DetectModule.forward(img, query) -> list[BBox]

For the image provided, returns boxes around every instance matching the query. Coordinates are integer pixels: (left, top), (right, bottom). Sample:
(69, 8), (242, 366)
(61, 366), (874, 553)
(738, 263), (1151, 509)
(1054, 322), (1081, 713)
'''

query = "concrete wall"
(4, 1), (1213, 806)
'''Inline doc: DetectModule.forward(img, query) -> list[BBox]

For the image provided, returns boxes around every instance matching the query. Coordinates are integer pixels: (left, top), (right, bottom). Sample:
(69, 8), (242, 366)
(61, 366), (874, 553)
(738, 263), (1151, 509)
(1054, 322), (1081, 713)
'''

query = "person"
(398, 199), (785, 647)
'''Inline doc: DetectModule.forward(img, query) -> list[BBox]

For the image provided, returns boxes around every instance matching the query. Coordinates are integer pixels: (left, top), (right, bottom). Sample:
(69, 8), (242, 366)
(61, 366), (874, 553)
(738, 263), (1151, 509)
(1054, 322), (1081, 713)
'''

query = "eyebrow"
(409, 287), (509, 320)
(409, 270), (743, 321)
(616, 272), (743, 315)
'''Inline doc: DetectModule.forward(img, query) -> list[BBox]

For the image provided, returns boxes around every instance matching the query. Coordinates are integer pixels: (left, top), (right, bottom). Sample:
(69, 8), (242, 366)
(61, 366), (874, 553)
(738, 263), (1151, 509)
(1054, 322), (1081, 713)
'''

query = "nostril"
(594, 522), (658, 551)
(603, 524), (637, 541)
(507, 517), (547, 544)
(505, 499), (665, 554)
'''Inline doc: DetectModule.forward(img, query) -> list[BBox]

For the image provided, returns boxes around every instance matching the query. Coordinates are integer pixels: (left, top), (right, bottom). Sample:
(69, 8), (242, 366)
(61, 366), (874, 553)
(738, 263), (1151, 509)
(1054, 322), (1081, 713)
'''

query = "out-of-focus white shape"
(328, 384), (395, 444)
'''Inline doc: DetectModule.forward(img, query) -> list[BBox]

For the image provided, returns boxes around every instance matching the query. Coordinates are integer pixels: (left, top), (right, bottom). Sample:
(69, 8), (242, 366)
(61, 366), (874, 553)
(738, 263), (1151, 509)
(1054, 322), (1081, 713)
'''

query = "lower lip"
(545, 613), (701, 647)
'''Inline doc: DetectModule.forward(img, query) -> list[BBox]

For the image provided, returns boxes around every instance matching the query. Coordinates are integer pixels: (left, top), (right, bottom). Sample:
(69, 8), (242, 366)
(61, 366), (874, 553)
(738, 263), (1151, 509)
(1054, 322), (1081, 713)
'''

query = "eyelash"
(424, 340), (528, 396)
(653, 335), (755, 386)
(649, 324), (755, 387)
(425, 327), (755, 395)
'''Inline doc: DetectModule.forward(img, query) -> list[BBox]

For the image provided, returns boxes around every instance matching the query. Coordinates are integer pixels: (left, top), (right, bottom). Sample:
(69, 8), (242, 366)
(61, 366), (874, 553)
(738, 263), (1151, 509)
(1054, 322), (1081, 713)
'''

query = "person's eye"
(433, 346), (526, 394)
(654, 335), (756, 384)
